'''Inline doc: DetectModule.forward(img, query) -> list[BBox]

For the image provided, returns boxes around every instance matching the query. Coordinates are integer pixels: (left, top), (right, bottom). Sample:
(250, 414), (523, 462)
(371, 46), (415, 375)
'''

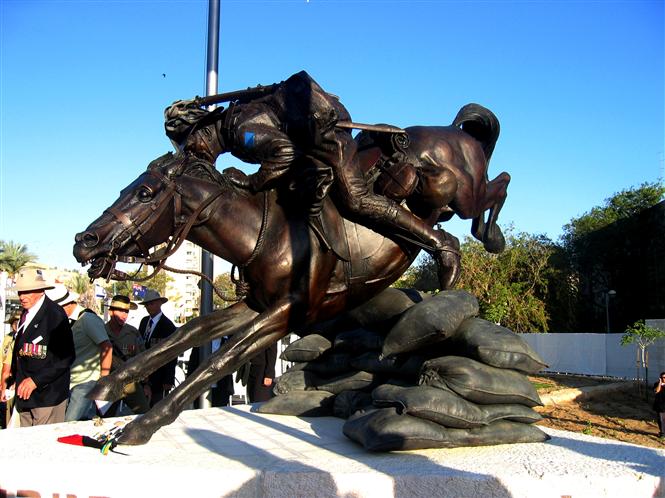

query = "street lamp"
(605, 289), (616, 333)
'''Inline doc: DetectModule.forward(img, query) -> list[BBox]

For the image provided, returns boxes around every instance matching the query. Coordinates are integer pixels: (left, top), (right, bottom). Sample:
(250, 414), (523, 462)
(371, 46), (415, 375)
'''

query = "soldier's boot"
(390, 207), (461, 290)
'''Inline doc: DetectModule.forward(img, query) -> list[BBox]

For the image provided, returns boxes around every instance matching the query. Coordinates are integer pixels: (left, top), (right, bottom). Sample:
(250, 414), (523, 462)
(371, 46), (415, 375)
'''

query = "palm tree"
(66, 272), (106, 311)
(0, 240), (37, 276)
(68, 272), (92, 295)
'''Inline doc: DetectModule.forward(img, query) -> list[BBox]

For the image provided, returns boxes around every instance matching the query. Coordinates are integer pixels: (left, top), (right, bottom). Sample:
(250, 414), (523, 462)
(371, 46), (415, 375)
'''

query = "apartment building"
(164, 240), (202, 324)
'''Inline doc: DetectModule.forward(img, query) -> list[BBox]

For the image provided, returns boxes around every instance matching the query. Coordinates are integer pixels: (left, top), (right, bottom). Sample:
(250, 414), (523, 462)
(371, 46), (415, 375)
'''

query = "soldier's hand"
(17, 377), (37, 400)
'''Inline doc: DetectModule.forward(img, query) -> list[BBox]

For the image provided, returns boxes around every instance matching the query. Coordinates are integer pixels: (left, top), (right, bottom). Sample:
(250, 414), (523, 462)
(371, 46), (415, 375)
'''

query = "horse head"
(73, 152), (225, 280)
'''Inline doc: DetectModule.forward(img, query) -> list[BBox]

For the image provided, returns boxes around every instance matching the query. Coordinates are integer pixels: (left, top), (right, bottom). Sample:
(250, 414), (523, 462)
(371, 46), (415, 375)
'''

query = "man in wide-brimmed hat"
(139, 290), (176, 407)
(46, 284), (112, 421)
(8, 268), (74, 426)
(105, 295), (149, 414)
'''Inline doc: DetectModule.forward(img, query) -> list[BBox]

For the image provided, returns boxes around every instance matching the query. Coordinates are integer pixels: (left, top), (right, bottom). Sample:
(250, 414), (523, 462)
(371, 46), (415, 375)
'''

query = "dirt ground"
(530, 374), (664, 450)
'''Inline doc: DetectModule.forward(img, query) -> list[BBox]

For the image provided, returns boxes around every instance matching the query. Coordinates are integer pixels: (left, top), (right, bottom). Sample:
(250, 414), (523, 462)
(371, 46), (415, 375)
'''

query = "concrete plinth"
(0, 404), (663, 498)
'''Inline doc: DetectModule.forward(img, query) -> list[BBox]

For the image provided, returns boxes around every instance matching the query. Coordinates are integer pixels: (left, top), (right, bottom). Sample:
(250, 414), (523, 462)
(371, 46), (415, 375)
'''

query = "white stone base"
(0, 404), (663, 498)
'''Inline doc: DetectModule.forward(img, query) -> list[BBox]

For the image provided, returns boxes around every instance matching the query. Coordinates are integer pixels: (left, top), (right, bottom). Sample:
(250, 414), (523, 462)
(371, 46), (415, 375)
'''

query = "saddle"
(309, 197), (389, 296)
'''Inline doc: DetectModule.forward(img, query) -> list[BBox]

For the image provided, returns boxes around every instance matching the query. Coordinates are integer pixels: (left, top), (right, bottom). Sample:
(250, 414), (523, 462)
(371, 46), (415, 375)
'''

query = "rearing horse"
(74, 111), (509, 445)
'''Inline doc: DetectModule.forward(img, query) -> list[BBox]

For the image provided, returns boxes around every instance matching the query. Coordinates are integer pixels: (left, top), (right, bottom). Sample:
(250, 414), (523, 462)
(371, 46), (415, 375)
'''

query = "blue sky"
(1, 0), (663, 272)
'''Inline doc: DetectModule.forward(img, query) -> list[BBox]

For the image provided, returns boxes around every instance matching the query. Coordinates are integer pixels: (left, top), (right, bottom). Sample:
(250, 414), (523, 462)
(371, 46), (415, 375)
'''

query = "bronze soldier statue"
(164, 70), (460, 289)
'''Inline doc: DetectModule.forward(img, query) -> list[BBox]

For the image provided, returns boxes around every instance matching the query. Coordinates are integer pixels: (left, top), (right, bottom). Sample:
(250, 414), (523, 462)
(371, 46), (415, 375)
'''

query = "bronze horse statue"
(74, 105), (509, 445)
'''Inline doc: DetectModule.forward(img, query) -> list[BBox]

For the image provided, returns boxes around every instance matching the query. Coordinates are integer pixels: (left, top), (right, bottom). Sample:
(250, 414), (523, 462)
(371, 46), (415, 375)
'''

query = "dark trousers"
(657, 411), (665, 436)
(247, 374), (273, 403)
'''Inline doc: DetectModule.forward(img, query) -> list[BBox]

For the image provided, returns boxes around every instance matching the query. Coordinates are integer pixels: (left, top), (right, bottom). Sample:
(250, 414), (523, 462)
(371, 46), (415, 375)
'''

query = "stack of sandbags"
(257, 288), (550, 451)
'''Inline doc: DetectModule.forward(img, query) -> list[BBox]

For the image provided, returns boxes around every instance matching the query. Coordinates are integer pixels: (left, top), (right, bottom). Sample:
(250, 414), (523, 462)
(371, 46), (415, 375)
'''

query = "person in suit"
(187, 337), (234, 408)
(246, 342), (278, 403)
(139, 290), (176, 407)
(105, 295), (149, 415)
(10, 268), (75, 426)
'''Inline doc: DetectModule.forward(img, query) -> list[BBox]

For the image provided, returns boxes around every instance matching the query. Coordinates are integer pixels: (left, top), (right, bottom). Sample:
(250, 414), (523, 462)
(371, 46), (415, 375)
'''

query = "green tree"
(212, 273), (238, 310)
(66, 272), (99, 311)
(392, 258), (437, 291)
(103, 266), (173, 297)
(67, 272), (92, 295)
(397, 228), (556, 333)
(560, 181), (665, 332)
(456, 231), (554, 333)
(561, 181), (665, 250)
(0, 240), (37, 275)
(621, 320), (665, 399)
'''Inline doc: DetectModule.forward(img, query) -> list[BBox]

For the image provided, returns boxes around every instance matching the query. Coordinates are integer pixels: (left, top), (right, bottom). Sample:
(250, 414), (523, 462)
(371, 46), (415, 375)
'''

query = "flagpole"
(198, 0), (220, 410)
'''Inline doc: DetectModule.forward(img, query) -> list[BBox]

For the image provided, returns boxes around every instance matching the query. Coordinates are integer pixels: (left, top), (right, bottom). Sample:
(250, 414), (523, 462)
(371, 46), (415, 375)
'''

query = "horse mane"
(181, 156), (229, 187)
(148, 151), (235, 189)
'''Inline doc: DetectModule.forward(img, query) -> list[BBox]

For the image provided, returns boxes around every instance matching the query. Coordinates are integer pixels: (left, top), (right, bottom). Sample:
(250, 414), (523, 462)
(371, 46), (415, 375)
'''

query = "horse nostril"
(76, 231), (99, 248)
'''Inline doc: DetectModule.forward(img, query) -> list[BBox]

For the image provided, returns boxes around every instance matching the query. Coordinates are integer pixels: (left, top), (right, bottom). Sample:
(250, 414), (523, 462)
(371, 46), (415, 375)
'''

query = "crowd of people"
(0, 267), (277, 429)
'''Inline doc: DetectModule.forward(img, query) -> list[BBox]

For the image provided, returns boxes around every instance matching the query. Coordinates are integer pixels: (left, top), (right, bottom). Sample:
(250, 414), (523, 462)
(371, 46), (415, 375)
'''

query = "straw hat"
(14, 268), (55, 293)
(46, 284), (80, 305)
(140, 289), (168, 305)
(109, 295), (138, 311)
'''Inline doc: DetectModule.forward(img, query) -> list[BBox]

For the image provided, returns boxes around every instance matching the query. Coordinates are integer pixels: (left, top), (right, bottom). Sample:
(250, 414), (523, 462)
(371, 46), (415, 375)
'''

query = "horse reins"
(103, 166), (223, 282)
(103, 162), (270, 302)
(230, 189), (270, 298)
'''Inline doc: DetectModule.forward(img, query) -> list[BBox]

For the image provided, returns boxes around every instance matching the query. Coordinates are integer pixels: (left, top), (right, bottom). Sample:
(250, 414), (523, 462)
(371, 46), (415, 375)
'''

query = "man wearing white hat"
(139, 289), (176, 407)
(46, 284), (112, 421)
(10, 268), (74, 426)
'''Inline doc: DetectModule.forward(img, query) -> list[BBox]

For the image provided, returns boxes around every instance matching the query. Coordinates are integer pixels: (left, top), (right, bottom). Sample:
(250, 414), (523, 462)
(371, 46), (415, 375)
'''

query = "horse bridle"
(101, 163), (224, 281)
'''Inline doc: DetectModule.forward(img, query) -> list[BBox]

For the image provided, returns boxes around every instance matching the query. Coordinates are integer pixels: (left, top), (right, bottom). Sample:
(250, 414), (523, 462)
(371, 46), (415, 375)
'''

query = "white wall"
(522, 333), (665, 384)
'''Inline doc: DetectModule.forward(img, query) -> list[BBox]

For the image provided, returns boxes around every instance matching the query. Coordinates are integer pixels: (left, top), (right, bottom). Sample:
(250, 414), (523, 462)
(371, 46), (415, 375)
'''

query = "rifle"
(191, 85), (405, 135)
(191, 84), (280, 108)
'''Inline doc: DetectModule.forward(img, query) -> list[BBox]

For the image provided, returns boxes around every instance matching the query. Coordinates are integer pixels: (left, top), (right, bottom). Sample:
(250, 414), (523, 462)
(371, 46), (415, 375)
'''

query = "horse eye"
(137, 187), (153, 203)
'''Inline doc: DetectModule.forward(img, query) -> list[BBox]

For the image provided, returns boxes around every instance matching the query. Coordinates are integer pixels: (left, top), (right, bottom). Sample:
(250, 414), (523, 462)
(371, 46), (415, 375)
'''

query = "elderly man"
(105, 295), (149, 414)
(10, 269), (74, 426)
(47, 285), (113, 421)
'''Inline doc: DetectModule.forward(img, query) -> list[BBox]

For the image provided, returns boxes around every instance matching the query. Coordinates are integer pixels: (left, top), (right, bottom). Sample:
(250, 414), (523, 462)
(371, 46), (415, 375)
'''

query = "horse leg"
(481, 172), (510, 253)
(117, 299), (294, 445)
(88, 301), (259, 403)
(471, 213), (486, 242)
(468, 171), (510, 253)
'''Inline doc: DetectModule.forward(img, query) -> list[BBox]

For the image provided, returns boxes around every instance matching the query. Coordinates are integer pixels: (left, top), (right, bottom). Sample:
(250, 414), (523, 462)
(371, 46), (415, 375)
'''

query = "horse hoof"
(117, 421), (154, 446)
(483, 226), (505, 254)
(87, 376), (124, 402)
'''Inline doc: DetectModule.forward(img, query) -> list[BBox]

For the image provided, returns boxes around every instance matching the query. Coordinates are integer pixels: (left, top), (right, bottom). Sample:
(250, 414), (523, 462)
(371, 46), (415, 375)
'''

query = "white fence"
(522, 332), (665, 383)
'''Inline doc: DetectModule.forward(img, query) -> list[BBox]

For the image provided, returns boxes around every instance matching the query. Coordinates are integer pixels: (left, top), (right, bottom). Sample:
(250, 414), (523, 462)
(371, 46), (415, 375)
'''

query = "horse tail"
(452, 103), (500, 164)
